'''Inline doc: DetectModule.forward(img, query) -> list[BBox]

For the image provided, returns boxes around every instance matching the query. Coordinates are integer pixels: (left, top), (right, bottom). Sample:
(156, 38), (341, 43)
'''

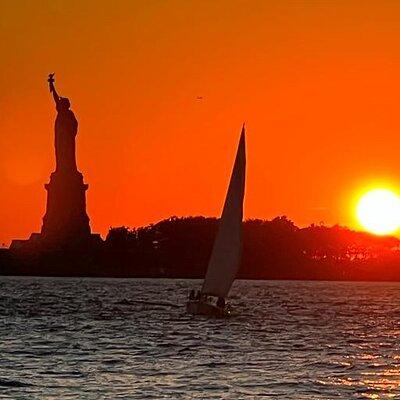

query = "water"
(1, 278), (400, 399)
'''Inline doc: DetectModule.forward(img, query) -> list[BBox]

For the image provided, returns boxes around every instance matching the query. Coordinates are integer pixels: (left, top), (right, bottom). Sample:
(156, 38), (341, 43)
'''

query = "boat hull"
(186, 300), (230, 317)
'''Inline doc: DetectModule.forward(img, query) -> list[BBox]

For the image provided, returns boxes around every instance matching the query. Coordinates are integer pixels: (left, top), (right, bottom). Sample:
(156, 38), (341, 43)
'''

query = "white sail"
(201, 126), (246, 298)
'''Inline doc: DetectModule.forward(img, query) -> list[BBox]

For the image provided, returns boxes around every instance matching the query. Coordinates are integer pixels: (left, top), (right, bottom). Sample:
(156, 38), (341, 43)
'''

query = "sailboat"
(187, 125), (246, 316)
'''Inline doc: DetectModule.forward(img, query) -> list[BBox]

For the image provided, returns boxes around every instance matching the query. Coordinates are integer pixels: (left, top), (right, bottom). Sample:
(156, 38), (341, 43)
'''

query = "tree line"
(2, 216), (400, 280)
(101, 216), (400, 280)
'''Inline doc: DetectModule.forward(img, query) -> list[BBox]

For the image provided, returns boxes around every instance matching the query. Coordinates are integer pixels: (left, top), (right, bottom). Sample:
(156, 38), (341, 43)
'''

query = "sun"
(356, 189), (400, 235)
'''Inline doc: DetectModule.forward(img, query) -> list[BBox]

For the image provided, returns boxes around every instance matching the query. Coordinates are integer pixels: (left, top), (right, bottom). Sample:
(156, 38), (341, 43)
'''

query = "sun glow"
(356, 189), (400, 235)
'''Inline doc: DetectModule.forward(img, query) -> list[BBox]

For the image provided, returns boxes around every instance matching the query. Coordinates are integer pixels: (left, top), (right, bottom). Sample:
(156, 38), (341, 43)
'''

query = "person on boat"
(189, 290), (195, 300)
(216, 297), (225, 309)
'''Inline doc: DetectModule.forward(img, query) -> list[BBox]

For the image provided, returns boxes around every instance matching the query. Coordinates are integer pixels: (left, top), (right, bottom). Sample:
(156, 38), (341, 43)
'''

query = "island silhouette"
(1, 215), (400, 280)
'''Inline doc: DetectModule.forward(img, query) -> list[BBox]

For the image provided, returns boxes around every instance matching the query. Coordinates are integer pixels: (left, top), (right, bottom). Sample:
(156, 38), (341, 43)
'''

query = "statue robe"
(55, 109), (78, 172)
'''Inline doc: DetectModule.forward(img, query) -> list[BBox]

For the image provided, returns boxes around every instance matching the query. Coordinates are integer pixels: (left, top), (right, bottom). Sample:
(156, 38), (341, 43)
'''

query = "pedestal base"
(41, 170), (91, 244)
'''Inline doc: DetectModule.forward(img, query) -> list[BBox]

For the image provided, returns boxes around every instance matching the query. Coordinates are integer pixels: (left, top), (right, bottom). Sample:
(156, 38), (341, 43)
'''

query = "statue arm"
(50, 81), (60, 105)
(47, 74), (60, 105)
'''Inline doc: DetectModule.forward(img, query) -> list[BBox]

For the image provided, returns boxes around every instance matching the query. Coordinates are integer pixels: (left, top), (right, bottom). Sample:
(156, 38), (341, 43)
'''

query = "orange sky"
(1, 0), (400, 245)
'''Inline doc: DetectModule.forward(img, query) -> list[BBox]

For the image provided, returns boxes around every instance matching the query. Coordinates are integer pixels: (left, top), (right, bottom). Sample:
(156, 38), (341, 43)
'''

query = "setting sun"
(356, 189), (400, 235)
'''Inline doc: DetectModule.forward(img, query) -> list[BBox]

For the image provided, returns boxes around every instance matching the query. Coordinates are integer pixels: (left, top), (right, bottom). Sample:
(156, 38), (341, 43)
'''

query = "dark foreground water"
(1, 278), (400, 399)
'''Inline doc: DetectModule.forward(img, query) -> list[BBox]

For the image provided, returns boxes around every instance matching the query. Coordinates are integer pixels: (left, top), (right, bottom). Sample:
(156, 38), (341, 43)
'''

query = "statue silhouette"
(48, 74), (78, 172)
(8, 75), (101, 251)
(40, 74), (91, 243)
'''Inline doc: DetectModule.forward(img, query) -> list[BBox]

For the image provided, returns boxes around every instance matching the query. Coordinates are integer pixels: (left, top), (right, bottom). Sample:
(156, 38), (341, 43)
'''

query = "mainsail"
(201, 126), (246, 298)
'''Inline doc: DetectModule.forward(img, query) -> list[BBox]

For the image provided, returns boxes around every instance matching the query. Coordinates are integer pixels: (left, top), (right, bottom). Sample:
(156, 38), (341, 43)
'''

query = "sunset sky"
(1, 0), (400, 245)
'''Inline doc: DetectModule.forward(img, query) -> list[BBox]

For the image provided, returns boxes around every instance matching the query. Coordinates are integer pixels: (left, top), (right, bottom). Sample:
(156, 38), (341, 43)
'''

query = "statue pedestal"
(10, 168), (101, 254)
(41, 170), (91, 244)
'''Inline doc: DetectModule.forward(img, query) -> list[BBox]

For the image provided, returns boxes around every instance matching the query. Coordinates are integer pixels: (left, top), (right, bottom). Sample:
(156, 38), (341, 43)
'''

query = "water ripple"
(1, 278), (400, 398)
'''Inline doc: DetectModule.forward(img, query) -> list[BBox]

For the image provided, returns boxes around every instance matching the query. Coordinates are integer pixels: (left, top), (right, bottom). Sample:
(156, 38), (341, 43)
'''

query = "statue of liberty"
(39, 74), (91, 242)
(47, 73), (78, 172)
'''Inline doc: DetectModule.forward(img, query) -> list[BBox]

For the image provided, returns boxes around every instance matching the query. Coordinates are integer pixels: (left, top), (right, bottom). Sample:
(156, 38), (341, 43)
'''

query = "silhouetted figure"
(40, 74), (91, 243)
(195, 290), (201, 300)
(48, 74), (78, 172)
(189, 289), (195, 300)
(8, 74), (100, 252)
(217, 297), (225, 308)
